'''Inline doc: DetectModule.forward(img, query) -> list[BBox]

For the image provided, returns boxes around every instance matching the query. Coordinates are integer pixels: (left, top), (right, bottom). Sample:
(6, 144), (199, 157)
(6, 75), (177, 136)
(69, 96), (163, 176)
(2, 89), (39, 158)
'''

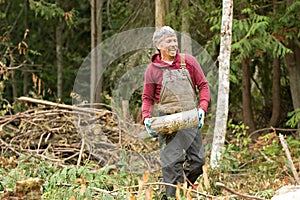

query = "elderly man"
(142, 26), (210, 198)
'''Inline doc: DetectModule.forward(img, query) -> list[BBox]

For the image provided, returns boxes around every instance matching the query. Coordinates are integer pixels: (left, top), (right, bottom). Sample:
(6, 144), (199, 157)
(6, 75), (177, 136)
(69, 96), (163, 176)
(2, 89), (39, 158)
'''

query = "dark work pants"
(159, 128), (205, 197)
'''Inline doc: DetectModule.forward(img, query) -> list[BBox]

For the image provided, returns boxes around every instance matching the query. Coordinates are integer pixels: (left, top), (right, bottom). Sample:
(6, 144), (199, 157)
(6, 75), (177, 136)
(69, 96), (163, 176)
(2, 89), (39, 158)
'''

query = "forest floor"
(0, 97), (299, 199)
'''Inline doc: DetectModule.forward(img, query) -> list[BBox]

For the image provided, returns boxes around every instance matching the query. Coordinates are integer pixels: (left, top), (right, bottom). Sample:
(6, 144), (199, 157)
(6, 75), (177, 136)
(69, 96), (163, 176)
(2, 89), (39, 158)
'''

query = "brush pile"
(0, 97), (160, 171)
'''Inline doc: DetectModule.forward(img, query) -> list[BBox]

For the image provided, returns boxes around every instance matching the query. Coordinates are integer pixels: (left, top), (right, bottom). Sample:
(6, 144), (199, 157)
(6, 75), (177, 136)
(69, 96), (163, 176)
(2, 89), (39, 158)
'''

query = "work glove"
(144, 118), (158, 137)
(198, 109), (205, 129)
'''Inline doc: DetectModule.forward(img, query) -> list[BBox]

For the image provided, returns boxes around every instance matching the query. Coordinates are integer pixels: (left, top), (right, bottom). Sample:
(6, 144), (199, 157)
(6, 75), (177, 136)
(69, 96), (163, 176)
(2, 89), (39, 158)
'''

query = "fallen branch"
(278, 133), (300, 184)
(110, 181), (216, 199)
(216, 182), (267, 200)
(249, 127), (299, 138)
(17, 96), (109, 115)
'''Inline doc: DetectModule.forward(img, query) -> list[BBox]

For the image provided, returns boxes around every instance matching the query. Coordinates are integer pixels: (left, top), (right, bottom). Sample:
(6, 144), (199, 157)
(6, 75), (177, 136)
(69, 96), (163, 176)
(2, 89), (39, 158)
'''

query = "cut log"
(150, 108), (199, 134)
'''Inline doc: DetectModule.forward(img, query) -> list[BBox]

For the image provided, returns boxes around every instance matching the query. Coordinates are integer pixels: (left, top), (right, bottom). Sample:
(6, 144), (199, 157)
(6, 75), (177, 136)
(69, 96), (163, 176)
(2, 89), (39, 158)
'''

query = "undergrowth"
(0, 130), (299, 199)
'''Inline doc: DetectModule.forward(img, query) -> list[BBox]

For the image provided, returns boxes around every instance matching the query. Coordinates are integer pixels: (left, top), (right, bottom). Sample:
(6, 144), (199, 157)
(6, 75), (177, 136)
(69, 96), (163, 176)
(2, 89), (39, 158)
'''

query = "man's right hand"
(144, 118), (158, 137)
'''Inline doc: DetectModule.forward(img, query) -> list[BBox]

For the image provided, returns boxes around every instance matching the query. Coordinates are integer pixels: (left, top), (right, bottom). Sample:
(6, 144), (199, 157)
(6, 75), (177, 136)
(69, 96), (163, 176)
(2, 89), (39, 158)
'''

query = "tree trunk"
(242, 58), (256, 133)
(269, 58), (281, 127)
(23, 69), (28, 95)
(285, 0), (300, 130)
(269, 0), (281, 127)
(95, 0), (103, 103)
(181, 0), (192, 54)
(155, 0), (166, 27)
(56, 0), (63, 99)
(91, 0), (96, 103)
(11, 71), (18, 100)
(23, 0), (29, 95)
(90, 0), (103, 104)
(122, 99), (130, 120)
(285, 42), (300, 128)
(210, 0), (233, 169)
(165, 0), (169, 15)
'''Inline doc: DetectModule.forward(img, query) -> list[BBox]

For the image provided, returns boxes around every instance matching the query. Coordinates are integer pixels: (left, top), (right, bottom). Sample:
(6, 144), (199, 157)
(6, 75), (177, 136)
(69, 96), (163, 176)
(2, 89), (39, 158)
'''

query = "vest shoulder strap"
(180, 53), (186, 68)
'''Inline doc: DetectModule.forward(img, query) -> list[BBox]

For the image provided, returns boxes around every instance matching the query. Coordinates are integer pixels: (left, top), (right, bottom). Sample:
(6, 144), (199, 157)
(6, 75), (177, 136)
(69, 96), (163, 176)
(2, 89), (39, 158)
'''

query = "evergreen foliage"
(0, 0), (299, 128)
(1, 0), (300, 198)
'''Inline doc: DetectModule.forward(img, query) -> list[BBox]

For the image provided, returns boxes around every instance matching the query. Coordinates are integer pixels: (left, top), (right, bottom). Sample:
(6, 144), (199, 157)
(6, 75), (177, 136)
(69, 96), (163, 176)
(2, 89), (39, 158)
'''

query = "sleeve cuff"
(199, 101), (209, 113)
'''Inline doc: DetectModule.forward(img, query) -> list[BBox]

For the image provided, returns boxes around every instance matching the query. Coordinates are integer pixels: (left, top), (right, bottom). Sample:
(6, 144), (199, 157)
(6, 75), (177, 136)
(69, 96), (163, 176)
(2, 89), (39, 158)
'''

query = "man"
(142, 26), (210, 198)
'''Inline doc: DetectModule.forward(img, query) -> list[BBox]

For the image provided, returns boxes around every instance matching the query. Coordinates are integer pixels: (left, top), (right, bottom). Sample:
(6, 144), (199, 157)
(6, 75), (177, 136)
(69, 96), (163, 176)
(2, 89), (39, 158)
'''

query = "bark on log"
(150, 108), (199, 134)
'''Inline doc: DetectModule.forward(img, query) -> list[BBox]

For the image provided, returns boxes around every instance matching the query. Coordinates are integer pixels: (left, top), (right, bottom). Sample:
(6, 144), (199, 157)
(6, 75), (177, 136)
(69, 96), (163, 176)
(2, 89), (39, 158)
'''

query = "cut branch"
(278, 133), (300, 184)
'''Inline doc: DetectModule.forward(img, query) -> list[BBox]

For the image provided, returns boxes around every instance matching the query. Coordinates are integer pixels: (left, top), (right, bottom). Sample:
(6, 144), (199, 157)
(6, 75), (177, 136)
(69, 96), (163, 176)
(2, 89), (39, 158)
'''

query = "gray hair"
(152, 26), (177, 49)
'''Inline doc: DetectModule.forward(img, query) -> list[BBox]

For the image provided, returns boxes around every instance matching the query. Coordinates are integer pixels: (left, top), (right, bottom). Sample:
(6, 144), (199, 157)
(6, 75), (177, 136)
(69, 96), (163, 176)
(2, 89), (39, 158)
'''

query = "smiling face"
(157, 35), (178, 62)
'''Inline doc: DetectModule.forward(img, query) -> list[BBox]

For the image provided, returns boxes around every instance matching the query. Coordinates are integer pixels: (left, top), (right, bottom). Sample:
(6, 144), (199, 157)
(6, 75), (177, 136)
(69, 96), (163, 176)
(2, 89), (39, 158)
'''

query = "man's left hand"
(198, 109), (205, 129)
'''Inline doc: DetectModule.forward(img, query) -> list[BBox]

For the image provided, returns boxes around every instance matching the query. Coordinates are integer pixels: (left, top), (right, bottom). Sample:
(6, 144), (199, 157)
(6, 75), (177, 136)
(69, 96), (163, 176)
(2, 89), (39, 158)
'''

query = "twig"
(110, 181), (216, 199)
(77, 139), (85, 168)
(89, 186), (118, 196)
(37, 132), (48, 154)
(57, 183), (119, 196)
(29, 151), (62, 162)
(62, 152), (80, 163)
(216, 182), (267, 200)
(249, 127), (299, 138)
(0, 138), (23, 156)
(278, 133), (300, 184)
(258, 150), (274, 163)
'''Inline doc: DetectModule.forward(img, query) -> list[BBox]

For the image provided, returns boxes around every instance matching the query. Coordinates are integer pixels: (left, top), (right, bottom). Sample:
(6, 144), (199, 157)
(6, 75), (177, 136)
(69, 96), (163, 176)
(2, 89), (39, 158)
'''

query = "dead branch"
(216, 182), (268, 200)
(110, 181), (217, 199)
(278, 133), (300, 184)
(17, 96), (108, 115)
(77, 139), (85, 169)
(249, 127), (299, 138)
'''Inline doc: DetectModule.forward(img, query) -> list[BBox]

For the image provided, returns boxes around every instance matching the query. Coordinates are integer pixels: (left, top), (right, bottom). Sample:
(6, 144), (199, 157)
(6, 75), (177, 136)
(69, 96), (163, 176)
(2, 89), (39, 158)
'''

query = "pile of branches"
(0, 97), (160, 171)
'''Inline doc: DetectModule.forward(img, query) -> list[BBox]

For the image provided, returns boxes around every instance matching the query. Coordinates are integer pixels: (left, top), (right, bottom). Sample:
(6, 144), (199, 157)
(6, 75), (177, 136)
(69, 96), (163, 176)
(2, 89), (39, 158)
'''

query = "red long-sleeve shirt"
(142, 53), (210, 122)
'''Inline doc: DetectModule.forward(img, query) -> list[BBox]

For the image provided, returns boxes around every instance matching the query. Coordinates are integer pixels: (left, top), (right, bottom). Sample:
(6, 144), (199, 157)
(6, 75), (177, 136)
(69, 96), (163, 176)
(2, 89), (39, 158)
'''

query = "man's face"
(157, 35), (178, 61)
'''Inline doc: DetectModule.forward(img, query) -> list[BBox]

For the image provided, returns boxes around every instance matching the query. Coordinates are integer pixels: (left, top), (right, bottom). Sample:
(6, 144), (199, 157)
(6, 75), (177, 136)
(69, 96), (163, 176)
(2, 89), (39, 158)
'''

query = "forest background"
(0, 0), (300, 199)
